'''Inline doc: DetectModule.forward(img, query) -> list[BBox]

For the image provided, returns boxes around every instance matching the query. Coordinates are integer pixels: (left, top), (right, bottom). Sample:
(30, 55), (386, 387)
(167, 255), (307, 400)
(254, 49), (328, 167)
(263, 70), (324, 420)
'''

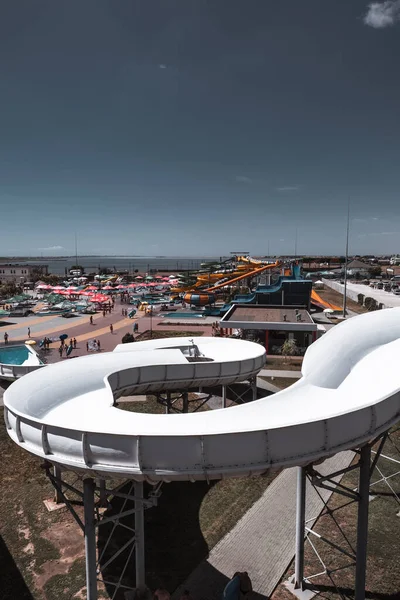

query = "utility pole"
(294, 228), (298, 258)
(343, 198), (351, 318)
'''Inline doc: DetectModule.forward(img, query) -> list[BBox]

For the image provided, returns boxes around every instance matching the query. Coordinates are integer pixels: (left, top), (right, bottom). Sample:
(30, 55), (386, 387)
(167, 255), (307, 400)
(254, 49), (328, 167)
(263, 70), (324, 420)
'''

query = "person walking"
(4, 332), (9, 344)
(28, 327), (31, 338)
(90, 315), (93, 325)
(110, 324), (114, 334)
(97, 339), (101, 351)
(58, 345), (63, 358)
(86, 341), (89, 352)
(73, 337), (77, 349)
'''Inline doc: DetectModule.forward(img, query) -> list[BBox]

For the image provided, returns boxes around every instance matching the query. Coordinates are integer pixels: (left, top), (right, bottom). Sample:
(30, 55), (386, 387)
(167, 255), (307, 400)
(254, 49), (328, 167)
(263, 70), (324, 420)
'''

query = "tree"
(369, 266), (382, 278)
(122, 333), (135, 344)
(0, 282), (19, 298)
(280, 338), (300, 362)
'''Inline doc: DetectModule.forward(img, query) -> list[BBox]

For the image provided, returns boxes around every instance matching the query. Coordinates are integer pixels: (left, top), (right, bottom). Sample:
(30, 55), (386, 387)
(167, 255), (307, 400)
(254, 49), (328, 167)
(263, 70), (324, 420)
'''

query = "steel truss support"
(156, 377), (258, 413)
(293, 431), (400, 600)
(225, 376), (258, 405)
(44, 463), (161, 599)
(156, 390), (213, 413)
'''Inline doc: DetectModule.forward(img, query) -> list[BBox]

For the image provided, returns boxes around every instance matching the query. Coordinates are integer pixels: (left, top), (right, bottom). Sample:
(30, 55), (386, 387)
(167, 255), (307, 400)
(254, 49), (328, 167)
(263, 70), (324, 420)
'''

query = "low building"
(219, 304), (325, 354)
(0, 264), (49, 284)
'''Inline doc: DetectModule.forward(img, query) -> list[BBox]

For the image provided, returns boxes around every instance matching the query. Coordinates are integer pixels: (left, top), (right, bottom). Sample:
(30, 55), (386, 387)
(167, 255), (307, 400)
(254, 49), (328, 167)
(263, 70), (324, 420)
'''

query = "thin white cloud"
(279, 238), (285, 242)
(158, 64), (167, 69)
(364, 1), (400, 28)
(352, 217), (368, 223)
(371, 216), (379, 220)
(368, 231), (400, 236)
(275, 186), (300, 192)
(235, 175), (253, 184)
(38, 245), (65, 251)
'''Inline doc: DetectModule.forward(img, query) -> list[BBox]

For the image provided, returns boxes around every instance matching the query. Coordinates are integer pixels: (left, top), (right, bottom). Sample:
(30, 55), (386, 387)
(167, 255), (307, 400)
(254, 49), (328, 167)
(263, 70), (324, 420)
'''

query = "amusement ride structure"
(4, 308), (400, 599)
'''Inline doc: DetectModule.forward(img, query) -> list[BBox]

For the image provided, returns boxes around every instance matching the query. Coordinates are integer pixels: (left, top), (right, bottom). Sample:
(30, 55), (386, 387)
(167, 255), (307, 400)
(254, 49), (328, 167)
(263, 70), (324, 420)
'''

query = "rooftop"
(222, 305), (313, 324)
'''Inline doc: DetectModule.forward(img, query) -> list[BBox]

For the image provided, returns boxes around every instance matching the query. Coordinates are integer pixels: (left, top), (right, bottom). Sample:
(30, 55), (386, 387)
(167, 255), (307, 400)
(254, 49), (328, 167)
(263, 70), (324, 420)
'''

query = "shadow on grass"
(0, 535), (34, 599)
(98, 481), (212, 598)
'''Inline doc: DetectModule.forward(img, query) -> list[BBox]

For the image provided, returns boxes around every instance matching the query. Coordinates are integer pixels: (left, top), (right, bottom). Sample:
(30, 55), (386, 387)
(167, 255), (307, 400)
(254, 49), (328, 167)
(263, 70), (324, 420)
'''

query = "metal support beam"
(97, 478), (107, 507)
(222, 385), (227, 409)
(355, 444), (371, 600)
(134, 481), (145, 587)
(251, 376), (257, 401)
(294, 466), (306, 589)
(53, 465), (63, 504)
(83, 478), (98, 600)
(182, 392), (189, 414)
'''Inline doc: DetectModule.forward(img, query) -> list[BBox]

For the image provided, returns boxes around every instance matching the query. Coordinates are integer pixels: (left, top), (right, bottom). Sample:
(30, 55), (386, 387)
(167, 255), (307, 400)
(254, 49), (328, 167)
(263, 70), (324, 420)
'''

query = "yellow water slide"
(204, 261), (281, 292)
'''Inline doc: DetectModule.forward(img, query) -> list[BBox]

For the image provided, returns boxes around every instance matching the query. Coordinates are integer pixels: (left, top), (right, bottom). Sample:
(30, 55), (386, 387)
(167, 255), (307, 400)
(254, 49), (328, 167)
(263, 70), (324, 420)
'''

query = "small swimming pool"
(162, 312), (205, 319)
(0, 345), (42, 365)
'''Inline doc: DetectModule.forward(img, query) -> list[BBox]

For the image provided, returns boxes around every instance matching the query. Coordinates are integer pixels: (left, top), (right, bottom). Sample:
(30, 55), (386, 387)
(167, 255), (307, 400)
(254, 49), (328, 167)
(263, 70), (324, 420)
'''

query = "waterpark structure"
(4, 308), (400, 599)
(173, 258), (341, 314)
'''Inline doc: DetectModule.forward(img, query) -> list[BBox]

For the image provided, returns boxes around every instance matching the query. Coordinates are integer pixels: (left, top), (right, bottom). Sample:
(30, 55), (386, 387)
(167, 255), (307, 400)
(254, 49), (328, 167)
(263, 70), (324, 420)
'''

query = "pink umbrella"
(103, 285), (114, 290)
(36, 284), (52, 290)
(85, 286), (98, 291)
(52, 285), (65, 291)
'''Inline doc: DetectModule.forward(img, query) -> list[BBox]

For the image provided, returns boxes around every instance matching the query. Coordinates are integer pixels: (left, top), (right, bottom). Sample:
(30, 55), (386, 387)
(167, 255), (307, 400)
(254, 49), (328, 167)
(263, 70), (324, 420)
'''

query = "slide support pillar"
(83, 478), (98, 600)
(294, 466), (306, 590)
(222, 385), (227, 408)
(134, 481), (145, 587)
(53, 465), (63, 504)
(97, 478), (107, 506)
(182, 392), (189, 413)
(355, 444), (371, 600)
(251, 376), (257, 401)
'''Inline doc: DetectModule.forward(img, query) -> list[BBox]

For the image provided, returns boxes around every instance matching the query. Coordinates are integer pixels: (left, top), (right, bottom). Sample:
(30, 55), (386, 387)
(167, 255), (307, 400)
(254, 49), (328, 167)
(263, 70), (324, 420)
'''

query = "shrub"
(122, 333), (135, 344)
(280, 339), (300, 362)
(357, 293), (365, 305)
(364, 297), (377, 311)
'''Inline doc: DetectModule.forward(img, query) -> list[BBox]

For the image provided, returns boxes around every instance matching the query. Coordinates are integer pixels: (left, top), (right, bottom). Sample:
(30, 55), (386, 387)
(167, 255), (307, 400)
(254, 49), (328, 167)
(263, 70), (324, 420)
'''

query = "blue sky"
(1, 0), (400, 257)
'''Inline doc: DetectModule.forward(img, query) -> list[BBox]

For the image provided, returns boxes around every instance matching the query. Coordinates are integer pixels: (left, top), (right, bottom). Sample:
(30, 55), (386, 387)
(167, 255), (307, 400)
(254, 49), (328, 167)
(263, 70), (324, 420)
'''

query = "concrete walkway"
(259, 369), (302, 379)
(173, 451), (353, 600)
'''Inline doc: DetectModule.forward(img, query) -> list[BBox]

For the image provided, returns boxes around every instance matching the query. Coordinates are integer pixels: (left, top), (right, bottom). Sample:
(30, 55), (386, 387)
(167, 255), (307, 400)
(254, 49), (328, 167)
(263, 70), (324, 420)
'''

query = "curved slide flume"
(4, 309), (400, 482)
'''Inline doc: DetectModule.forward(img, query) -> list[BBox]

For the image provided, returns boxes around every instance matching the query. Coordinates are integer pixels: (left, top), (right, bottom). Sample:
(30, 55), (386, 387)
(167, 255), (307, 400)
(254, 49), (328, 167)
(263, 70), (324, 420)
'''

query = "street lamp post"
(343, 198), (351, 318)
(150, 306), (153, 339)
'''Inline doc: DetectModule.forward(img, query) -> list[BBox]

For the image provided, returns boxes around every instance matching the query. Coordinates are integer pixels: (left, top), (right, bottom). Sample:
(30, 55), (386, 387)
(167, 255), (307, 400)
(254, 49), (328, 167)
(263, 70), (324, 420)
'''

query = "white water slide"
(4, 308), (400, 481)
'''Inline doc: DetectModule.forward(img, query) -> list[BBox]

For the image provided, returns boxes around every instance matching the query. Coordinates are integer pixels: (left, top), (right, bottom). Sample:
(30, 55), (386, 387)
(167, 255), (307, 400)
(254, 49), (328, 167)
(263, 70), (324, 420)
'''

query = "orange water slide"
(311, 290), (342, 312)
(205, 261), (281, 292)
